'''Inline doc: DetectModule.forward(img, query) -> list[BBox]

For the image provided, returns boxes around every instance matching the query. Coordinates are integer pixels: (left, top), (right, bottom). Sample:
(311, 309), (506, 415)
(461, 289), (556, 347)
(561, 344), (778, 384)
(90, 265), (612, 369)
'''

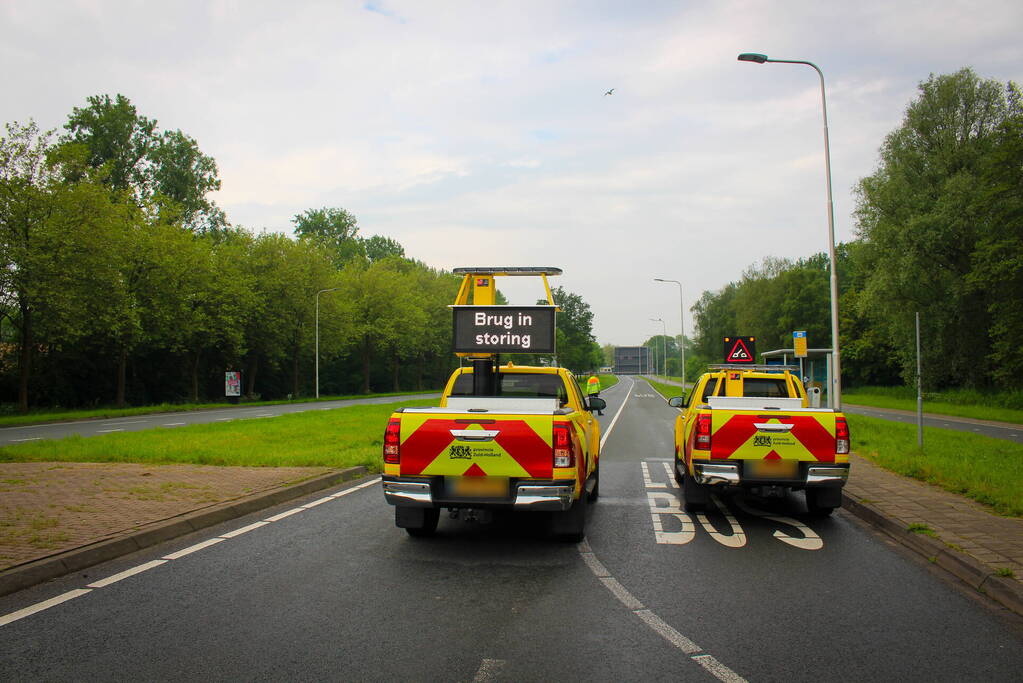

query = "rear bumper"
(690, 461), (849, 488)
(382, 476), (576, 511)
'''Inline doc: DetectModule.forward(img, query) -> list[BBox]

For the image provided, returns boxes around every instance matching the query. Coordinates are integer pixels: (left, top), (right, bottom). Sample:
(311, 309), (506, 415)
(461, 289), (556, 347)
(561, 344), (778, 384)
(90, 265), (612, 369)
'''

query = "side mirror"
(587, 397), (606, 412)
(667, 396), (686, 409)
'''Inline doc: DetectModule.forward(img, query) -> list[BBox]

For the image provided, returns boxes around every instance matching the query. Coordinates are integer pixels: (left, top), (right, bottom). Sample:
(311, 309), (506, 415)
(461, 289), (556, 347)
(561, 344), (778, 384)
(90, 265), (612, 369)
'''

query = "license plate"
(448, 477), (508, 498)
(746, 459), (799, 480)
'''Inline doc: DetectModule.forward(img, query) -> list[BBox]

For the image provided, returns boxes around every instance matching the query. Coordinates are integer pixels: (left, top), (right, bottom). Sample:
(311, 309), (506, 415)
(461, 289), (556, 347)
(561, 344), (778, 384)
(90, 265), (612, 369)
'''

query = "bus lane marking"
(641, 460), (821, 551)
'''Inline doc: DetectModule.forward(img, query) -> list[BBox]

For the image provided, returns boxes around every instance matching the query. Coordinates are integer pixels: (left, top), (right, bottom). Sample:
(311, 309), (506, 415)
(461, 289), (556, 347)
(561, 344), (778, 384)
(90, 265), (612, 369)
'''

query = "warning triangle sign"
(726, 338), (754, 363)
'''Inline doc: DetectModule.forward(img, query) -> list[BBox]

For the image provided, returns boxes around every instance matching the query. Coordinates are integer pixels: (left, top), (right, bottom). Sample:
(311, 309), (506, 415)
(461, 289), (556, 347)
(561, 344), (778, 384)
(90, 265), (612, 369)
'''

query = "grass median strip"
(0, 398), (435, 470)
(848, 414), (1023, 517)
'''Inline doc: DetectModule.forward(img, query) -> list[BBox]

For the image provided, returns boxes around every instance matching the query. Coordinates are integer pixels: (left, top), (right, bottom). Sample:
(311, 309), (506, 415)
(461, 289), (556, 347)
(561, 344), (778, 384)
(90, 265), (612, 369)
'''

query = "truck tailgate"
(710, 410), (839, 463)
(397, 412), (554, 478)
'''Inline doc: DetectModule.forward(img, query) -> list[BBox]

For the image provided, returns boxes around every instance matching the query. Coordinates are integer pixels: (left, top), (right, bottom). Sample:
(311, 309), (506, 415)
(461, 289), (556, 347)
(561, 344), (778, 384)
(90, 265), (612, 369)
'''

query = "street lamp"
(315, 287), (341, 399)
(650, 318), (666, 376)
(654, 278), (685, 386)
(737, 52), (842, 410)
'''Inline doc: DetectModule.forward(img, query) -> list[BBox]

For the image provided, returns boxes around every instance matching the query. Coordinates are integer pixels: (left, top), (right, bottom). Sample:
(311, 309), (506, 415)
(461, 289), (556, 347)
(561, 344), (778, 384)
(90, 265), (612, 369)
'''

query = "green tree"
(61, 94), (225, 233)
(0, 121), (126, 411)
(535, 286), (598, 373)
(363, 234), (405, 262)
(855, 68), (1018, 387)
(293, 207), (364, 267)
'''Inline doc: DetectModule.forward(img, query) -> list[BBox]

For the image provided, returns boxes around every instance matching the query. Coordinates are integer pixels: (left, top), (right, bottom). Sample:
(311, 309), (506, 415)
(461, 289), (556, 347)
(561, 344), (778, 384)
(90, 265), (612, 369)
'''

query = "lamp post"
(315, 287), (341, 399)
(654, 278), (685, 387)
(650, 318), (666, 376)
(737, 52), (842, 410)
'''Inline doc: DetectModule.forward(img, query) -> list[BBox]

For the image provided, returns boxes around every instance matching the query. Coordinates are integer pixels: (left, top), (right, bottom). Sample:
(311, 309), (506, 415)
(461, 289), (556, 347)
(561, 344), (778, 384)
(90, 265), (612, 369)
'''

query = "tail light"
(694, 414), (712, 451)
(383, 420), (401, 464)
(553, 421), (574, 468)
(835, 416), (850, 455)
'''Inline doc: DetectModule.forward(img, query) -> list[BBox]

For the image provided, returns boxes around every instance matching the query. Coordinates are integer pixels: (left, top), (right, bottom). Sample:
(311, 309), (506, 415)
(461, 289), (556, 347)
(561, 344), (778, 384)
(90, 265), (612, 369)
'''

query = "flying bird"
(604, 88), (614, 96)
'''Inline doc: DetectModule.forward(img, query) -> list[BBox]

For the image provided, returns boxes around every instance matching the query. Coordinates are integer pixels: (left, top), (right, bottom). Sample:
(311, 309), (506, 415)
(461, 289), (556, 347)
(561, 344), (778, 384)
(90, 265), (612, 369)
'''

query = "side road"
(643, 375), (1023, 617)
(0, 392), (443, 444)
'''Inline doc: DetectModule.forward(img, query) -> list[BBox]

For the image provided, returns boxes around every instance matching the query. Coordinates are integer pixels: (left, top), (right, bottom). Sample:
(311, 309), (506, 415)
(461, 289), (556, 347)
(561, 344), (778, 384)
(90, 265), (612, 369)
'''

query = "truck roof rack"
(452, 267), (563, 276)
(706, 364), (800, 372)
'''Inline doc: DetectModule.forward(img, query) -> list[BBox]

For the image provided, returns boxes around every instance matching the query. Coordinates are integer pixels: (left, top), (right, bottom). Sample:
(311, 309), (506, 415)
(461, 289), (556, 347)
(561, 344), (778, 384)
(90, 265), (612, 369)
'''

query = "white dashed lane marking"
(0, 478), (381, 629)
(87, 560), (168, 588)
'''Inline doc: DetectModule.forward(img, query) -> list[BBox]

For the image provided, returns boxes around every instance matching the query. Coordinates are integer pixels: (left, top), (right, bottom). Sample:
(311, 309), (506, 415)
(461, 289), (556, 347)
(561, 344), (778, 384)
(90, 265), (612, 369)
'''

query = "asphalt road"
(1, 377), (1021, 681)
(0, 393), (442, 445)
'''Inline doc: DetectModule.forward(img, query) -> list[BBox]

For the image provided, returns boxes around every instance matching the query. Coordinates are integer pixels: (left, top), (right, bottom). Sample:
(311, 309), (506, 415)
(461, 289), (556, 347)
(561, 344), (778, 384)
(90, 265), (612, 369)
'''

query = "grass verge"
(848, 414), (1023, 517)
(0, 390), (440, 429)
(644, 377), (685, 401)
(844, 387), (1023, 425)
(0, 398), (436, 471)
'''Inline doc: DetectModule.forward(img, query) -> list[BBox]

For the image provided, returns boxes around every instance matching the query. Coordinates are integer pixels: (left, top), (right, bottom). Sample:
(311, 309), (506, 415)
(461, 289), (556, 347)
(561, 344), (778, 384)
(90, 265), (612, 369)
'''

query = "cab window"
(449, 372), (569, 404)
(742, 377), (788, 398)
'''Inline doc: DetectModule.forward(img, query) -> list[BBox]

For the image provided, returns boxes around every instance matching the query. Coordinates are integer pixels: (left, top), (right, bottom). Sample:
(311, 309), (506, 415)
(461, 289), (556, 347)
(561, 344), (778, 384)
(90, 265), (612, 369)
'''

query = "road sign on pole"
(793, 330), (808, 358)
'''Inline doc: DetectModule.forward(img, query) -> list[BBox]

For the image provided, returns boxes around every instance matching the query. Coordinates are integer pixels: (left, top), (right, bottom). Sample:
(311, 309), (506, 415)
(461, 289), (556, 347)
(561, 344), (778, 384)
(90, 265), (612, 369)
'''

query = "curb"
(842, 492), (1023, 618)
(0, 466), (369, 598)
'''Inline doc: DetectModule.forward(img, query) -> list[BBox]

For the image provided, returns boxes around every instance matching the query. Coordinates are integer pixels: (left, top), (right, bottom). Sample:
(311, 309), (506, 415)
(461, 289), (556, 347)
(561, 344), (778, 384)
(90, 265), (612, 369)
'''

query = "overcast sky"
(3, 1), (1021, 346)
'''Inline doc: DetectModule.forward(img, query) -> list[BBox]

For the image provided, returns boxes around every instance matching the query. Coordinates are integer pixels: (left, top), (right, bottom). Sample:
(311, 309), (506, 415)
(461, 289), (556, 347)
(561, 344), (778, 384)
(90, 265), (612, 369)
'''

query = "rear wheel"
(683, 473), (709, 513)
(673, 455), (685, 486)
(551, 497), (587, 542)
(805, 488), (841, 517)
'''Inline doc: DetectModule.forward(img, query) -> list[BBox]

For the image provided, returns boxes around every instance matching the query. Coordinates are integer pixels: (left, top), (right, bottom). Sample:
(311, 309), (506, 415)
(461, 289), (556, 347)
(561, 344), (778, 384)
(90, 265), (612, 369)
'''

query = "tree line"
(685, 68), (1022, 391)
(1, 95), (601, 412)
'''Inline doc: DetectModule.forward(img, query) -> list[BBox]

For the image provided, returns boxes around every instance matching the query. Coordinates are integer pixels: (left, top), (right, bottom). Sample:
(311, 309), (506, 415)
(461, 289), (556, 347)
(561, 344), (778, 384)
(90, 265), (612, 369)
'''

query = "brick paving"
(0, 462), (332, 571)
(844, 452), (1023, 585)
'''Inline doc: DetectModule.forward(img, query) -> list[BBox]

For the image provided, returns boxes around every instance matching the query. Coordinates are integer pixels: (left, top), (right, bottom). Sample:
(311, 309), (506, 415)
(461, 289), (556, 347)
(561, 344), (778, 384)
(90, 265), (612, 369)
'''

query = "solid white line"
(264, 507), (304, 522)
(579, 552), (610, 577)
(162, 537), (226, 560)
(599, 577), (645, 610)
(215, 418), (234, 421)
(635, 609), (702, 654)
(471, 658), (506, 682)
(600, 377), (635, 450)
(301, 495), (336, 509)
(219, 521), (270, 538)
(96, 429), (124, 433)
(162, 423), (186, 427)
(330, 477), (381, 497)
(86, 560), (167, 588)
(692, 654), (748, 683)
(11, 437), (41, 442)
(0, 589), (92, 628)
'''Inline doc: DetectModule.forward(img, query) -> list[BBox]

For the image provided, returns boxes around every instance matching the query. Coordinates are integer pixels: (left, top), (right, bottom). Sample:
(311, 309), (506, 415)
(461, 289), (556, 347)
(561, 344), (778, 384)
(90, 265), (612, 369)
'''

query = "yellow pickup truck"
(382, 363), (603, 539)
(668, 364), (850, 516)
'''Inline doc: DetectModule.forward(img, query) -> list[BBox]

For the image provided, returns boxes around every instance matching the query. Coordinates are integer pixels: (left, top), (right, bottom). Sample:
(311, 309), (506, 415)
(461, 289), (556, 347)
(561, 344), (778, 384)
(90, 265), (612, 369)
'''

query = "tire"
(805, 488), (840, 517)
(551, 498), (587, 542)
(398, 507), (440, 537)
(673, 456), (685, 486)
(683, 472), (709, 513)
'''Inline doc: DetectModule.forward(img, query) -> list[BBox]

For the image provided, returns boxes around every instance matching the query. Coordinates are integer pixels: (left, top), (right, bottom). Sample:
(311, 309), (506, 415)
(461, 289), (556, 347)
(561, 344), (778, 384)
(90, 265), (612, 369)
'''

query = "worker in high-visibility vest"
(586, 374), (604, 415)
